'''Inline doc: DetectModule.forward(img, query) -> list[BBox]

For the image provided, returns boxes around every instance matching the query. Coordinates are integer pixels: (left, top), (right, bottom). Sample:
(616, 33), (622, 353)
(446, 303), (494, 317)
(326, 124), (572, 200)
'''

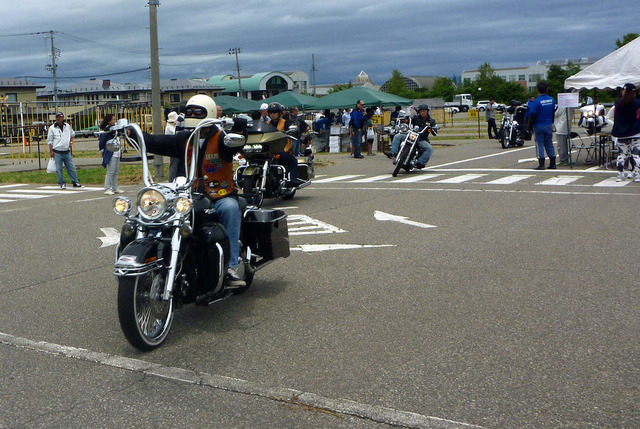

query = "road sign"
(468, 109), (479, 118)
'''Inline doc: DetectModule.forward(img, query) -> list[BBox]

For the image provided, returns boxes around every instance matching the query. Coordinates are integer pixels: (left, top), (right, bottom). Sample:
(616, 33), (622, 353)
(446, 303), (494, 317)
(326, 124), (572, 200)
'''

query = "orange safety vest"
(188, 129), (235, 200)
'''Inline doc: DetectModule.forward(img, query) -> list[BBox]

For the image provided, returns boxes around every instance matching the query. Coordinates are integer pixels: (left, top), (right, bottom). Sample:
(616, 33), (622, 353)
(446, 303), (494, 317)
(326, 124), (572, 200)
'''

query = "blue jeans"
(211, 197), (241, 269)
(391, 133), (433, 165)
(534, 124), (555, 158)
(290, 138), (300, 157)
(53, 151), (79, 185)
(351, 130), (363, 157)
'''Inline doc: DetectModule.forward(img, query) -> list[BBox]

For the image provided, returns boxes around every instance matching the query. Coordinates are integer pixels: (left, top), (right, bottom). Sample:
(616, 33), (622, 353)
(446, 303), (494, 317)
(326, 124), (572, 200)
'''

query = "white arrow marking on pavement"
(98, 227), (120, 248)
(291, 244), (395, 252)
(374, 211), (437, 229)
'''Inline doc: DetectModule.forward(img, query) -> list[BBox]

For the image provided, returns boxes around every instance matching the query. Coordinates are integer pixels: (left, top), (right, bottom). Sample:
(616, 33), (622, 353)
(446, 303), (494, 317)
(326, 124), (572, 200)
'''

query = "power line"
(20, 67), (151, 80)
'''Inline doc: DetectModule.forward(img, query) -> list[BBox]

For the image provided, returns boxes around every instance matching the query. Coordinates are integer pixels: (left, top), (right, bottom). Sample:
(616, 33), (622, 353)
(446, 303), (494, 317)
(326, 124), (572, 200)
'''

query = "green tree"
(327, 82), (352, 94)
(430, 77), (456, 100)
(616, 33), (638, 48)
(545, 62), (581, 98)
(385, 69), (410, 97)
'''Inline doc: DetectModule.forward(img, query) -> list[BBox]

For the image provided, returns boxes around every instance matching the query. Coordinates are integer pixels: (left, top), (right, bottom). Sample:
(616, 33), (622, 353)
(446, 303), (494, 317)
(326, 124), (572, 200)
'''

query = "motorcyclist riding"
(384, 104), (436, 169)
(138, 94), (247, 287)
(266, 102), (304, 187)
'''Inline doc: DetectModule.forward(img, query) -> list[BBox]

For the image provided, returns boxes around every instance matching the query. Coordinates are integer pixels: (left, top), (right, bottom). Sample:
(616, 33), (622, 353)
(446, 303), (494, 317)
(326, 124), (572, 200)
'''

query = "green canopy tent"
(262, 91), (320, 111)
(311, 86), (413, 110)
(212, 96), (262, 115)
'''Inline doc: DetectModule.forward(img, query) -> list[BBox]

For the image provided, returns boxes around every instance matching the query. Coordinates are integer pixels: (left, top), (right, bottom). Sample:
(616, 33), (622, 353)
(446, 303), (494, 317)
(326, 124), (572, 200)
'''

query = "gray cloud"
(0, 0), (636, 89)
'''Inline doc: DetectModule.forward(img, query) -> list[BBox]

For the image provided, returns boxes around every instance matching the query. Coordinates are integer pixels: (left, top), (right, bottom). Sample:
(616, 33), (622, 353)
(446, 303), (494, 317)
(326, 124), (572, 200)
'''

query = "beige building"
(0, 78), (46, 102)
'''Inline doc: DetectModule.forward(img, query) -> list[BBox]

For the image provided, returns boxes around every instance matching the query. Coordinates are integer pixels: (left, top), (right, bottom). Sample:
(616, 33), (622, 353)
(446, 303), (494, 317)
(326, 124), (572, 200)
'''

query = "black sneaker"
(414, 163), (426, 169)
(72, 182), (83, 188)
(354, 154), (364, 159)
(383, 151), (396, 159)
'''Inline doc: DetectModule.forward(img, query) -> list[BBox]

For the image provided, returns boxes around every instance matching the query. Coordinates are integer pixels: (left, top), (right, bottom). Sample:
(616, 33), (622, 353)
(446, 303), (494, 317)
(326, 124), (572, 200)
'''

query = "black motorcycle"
(390, 120), (439, 177)
(110, 119), (290, 351)
(234, 120), (314, 206)
(498, 103), (530, 149)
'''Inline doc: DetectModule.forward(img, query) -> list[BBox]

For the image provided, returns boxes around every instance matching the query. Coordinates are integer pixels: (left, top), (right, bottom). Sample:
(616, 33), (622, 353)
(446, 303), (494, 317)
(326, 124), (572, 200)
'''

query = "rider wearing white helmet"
(141, 94), (248, 287)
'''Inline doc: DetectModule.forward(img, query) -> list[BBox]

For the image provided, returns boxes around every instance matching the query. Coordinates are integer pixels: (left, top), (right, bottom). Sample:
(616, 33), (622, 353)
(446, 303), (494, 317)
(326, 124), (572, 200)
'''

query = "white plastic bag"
(46, 158), (57, 174)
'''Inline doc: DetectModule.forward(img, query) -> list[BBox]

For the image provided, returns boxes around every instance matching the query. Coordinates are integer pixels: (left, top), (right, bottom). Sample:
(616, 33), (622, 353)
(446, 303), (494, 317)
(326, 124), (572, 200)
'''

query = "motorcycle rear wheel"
(117, 270), (174, 351)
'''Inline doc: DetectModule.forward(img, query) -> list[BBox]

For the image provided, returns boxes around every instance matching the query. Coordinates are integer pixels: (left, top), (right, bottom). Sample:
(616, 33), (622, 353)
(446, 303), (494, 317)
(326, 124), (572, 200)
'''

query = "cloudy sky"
(0, 0), (637, 90)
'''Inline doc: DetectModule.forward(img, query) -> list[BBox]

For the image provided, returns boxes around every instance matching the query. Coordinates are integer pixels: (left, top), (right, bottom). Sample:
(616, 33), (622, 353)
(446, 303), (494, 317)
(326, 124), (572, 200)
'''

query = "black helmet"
(417, 104), (429, 112)
(267, 103), (283, 114)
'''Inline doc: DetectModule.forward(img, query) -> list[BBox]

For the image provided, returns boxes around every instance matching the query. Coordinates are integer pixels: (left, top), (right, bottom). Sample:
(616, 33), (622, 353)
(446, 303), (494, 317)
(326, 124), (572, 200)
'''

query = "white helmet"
(184, 94), (217, 128)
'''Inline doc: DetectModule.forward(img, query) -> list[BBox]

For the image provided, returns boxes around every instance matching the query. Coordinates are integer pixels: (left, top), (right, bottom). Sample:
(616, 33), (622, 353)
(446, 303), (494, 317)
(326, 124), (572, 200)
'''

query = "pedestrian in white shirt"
(46, 112), (82, 189)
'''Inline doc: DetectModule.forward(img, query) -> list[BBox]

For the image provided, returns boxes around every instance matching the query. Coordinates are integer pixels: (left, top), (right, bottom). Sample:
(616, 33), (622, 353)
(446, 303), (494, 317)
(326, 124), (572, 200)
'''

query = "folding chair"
(569, 131), (595, 164)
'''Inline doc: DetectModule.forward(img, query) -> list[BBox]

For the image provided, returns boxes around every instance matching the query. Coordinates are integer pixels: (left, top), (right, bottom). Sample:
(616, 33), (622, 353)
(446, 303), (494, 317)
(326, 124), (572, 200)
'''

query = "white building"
(461, 58), (599, 91)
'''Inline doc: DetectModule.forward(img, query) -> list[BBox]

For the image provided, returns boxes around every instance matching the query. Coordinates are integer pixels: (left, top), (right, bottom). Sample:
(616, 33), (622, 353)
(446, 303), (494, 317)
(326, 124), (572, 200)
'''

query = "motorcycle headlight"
(175, 196), (192, 215)
(113, 197), (132, 216)
(137, 188), (167, 220)
(398, 123), (409, 133)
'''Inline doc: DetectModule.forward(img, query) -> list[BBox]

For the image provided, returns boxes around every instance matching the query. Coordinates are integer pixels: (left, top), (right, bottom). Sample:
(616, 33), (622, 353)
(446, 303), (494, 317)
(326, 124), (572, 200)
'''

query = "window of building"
(508, 75), (516, 81)
(131, 93), (140, 101)
(5, 93), (17, 102)
(529, 74), (542, 82)
(170, 93), (180, 103)
(518, 75), (525, 81)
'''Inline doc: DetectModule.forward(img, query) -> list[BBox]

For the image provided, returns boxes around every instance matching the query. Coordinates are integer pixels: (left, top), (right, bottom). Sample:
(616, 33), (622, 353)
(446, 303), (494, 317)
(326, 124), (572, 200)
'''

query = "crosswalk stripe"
(393, 174), (444, 183)
(0, 193), (47, 199)
(593, 177), (631, 187)
(536, 176), (582, 186)
(7, 189), (72, 194)
(313, 175), (364, 183)
(0, 199), (13, 203)
(485, 175), (533, 185)
(435, 174), (487, 183)
(0, 184), (27, 189)
(350, 175), (393, 183)
(37, 186), (104, 191)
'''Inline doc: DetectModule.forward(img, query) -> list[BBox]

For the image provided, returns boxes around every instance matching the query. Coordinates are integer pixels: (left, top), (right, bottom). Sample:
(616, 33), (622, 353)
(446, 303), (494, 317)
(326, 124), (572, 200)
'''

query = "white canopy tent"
(565, 37), (640, 90)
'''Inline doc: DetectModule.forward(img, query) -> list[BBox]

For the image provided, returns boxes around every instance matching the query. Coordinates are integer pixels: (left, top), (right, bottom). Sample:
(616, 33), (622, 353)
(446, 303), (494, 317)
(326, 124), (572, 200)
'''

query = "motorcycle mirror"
(111, 118), (129, 131)
(224, 133), (246, 148)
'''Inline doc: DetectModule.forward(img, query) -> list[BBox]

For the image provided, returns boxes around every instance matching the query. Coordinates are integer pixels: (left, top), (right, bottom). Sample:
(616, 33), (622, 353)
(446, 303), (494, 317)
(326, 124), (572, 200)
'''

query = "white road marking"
(38, 185), (104, 191)
(317, 186), (639, 197)
(0, 332), (486, 429)
(374, 211), (436, 229)
(0, 193), (47, 199)
(536, 176), (582, 186)
(350, 174), (393, 183)
(393, 174), (444, 183)
(425, 145), (533, 170)
(593, 177), (631, 187)
(7, 189), (73, 194)
(291, 244), (395, 252)
(485, 174), (533, 185)
(312, 175), (364, 183)
(0, 184), (27, 189)
(286, 214), (346, 235)
(0, 199), (12, 203)
(98, 227), (120, 248)
(436, 174), (487, 183)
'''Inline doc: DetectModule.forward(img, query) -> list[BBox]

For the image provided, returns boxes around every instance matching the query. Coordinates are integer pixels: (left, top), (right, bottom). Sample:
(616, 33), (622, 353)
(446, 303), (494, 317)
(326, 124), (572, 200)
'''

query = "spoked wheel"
(404, 146), (418, 172)
(392, 146), (409, 177)
(501, 130), (510, 149)
(117, 269), (174, 351)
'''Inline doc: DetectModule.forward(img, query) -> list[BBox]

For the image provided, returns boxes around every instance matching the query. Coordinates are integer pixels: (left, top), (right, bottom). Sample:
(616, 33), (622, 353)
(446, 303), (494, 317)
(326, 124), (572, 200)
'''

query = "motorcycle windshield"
(247, 121), (279, 134)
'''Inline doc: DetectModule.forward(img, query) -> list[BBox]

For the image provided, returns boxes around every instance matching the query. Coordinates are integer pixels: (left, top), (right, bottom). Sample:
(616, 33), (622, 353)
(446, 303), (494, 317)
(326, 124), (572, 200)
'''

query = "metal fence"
(0, 100), (159, 163)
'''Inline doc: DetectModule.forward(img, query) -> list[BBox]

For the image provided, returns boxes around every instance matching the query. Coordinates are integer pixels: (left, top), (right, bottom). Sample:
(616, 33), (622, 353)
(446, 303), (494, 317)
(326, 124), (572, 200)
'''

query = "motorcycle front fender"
(114, 238), (165, 276)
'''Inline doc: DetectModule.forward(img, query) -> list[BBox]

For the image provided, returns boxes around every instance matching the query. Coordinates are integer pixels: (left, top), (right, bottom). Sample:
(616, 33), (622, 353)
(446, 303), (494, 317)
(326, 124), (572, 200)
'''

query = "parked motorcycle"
(110, 118), (290, 351)
(578, 104), (608, 135)
(234, 120), (314, 206)
(390, 119), (439, 177)
(498, 103), (529, 149)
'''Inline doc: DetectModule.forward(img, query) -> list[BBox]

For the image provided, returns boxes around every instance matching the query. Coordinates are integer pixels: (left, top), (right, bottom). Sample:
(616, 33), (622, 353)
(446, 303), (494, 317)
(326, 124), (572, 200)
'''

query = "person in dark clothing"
(349, 99), (366, 158)
(611, 83), (640, 182)
(267, 103), (303, 187)
(485, 98), (498, 139)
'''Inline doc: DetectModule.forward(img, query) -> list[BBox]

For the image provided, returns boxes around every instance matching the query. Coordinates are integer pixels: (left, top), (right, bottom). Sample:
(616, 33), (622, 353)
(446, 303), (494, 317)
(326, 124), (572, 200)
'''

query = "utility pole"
(229, 47), (243, 98)
(311, 54), (317, 96)
(45, 30), (59, 112)
(148, 0), (163, 178)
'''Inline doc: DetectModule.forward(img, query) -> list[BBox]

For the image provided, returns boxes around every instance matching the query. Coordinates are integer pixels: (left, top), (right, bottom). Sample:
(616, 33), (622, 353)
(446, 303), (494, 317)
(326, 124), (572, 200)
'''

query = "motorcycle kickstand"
(206, 291), (233, 306)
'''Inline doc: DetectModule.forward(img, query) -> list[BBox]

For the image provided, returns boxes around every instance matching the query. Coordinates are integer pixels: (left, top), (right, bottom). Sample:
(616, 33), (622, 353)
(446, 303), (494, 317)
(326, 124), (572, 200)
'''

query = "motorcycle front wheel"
(117, 269), (174, 351)
(392, 145), (410, 177)
(243, 177), (264, 207)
